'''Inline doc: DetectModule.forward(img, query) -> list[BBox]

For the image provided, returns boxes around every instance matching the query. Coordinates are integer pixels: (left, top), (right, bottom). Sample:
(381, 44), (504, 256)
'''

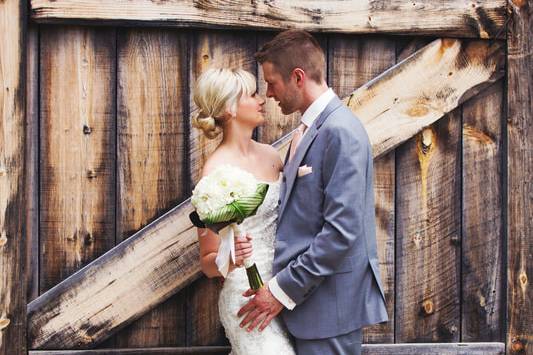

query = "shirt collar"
(300, 88), (335, 129)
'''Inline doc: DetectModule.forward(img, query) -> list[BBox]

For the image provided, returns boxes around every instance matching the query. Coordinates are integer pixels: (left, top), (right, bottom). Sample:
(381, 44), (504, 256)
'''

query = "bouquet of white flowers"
(190, 165), (269, 290)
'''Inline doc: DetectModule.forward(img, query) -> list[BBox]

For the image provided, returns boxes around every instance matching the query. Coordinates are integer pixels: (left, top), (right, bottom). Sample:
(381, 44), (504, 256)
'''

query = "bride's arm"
(198, 228), (253, 278)
(198, 227), (226, 278)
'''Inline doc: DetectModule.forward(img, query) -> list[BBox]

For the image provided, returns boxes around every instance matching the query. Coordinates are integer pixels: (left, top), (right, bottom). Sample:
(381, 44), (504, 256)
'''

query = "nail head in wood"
(83, 125), (92, 134)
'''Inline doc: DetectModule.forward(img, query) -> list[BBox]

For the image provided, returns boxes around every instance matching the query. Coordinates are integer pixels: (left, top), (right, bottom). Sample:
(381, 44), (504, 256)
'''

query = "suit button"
(277, 200), (281, 205)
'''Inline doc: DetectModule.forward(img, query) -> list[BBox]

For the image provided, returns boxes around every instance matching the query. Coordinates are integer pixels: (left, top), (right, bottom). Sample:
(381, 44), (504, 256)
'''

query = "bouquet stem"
(245, 263), (264, 290)
(233, 224), (263, 290)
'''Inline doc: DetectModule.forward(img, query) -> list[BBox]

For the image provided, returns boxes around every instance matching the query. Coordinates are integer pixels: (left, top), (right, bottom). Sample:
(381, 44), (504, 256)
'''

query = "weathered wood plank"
(187, 30), (256, 346)
(39, 26), (117, 293)
(30, 0), (507, 39)
(362, 343), (505, 354)
(346, 38), (504, 159)
(328, 34), (396, 343)
(30, 347), (230, 354)
(0, 0), (27, 353)
(26, 24), (40, 303)
(28, 200), (200, 349)
(506, 0), (533, 353)
(114, 28), (189, 347)
(27, 38), (504, 349)
(461, 81), (504, 341)
(395, 106), (461, 341)
(28, 343), (505, 354)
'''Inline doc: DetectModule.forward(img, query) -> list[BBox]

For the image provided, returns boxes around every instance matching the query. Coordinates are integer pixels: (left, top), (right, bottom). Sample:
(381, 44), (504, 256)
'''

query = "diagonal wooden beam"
(27, 38), (504, 350)
(29, 0), (507, 39)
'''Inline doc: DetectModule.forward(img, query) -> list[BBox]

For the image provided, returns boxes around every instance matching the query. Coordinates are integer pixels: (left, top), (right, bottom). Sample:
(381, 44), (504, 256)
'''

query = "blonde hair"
(192, 68), (257, 139)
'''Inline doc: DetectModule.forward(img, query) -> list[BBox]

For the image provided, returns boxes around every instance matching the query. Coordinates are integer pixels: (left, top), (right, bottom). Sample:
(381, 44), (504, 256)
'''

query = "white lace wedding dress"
(218, 174), (296, 355)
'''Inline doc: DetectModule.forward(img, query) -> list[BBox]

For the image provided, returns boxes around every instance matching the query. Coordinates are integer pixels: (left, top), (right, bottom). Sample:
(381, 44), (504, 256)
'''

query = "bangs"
(233, 69), (257, 97)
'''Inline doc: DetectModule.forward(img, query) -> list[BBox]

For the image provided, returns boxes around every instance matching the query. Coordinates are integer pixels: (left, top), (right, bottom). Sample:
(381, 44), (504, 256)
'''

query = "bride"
(192, 67), (296, 354)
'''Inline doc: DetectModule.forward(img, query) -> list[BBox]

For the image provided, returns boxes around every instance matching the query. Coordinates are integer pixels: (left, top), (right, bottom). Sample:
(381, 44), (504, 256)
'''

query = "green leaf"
(202, 183), (269, 225)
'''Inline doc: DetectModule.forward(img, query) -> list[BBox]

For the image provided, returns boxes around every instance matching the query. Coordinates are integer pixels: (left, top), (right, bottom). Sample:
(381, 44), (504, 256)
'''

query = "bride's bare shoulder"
(200, 148), (232, 178)
(255, 142), (283, 170)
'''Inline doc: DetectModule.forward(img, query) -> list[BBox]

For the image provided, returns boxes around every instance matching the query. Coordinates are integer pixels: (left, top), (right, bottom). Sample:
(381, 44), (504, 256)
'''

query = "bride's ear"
(221, 110), (233, 122)
(222, 104), (236, 121)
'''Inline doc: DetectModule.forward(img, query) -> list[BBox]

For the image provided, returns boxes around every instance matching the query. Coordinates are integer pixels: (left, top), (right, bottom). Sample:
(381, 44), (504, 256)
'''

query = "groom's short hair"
(255, 30), (325, 84)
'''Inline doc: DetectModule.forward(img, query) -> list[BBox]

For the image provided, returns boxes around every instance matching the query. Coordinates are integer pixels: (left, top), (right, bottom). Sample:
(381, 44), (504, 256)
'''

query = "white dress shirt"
(268, 88), (336, 310)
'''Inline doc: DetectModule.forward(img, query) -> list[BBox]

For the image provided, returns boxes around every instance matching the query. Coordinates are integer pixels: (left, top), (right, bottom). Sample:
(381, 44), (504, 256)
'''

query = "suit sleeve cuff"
(268, 276), (296, 310)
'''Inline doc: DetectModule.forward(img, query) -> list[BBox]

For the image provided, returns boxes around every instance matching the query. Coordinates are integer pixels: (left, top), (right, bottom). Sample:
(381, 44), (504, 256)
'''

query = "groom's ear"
(293, 68), (305, 87)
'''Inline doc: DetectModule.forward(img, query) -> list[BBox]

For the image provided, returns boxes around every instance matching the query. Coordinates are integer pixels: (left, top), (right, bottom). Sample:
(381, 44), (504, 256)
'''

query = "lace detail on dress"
(218, 174), (295, 355)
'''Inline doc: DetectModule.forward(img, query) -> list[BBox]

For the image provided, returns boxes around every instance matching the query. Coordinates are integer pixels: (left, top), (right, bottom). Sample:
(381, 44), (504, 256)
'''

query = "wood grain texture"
(28, 201), (201, 349)
(506, 0), (533, 353)
(28, 342), (505, 354)
(27, 38), (503, 349)
(187, 30), (256, 347)
(345, 38), (505, 159)
(115, 28), (189, 347)
(328, 34), (396, 343)
(26, 24), (40, 303)
(461, 81), (504, 342)
(30, 346), (230, 354)
(39, 26), (116, 294)
(395, 109), (462, 342)
(30, 0), (507, 38)
(0, 0), (27, 353)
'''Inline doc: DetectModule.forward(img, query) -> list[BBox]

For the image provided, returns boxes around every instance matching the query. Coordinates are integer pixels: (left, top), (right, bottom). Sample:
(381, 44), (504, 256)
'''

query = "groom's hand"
(238, 285), (284, 332)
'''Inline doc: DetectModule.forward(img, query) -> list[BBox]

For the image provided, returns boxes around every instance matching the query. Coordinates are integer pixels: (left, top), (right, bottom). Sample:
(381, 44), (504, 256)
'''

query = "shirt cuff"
(268, 276), (296, 310)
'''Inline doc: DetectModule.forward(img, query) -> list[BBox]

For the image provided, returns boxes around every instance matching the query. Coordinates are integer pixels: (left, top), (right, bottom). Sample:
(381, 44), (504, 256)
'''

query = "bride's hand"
(234, 234), (253, 267)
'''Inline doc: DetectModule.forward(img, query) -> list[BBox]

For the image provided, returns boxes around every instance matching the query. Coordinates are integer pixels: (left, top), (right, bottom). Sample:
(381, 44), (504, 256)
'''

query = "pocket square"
(298, 165), (313, 177)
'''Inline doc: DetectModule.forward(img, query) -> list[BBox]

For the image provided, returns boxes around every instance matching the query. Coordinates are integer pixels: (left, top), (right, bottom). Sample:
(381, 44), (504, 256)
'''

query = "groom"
(238, 30), (388, 354)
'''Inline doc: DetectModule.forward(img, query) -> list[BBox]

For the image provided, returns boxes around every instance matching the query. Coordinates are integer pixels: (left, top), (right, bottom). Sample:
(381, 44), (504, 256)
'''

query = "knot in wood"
(0, 233), (7, 247)
(87, 170), (97, 179)
(511, 336), (525, 353)
(421, 128), (434, 153)
(422, 299), (434, 315)
(0, 318), (10, 331)
(519, 272), (528, 287)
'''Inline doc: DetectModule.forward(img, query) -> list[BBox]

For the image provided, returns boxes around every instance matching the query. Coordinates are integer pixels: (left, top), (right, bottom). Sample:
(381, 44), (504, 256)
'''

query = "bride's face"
(235, 92), (266, 128)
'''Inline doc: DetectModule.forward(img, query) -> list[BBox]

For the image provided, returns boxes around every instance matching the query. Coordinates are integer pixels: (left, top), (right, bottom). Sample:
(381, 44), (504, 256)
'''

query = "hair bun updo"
(192, 67), (257, 140)
(192, 112), (222, 140)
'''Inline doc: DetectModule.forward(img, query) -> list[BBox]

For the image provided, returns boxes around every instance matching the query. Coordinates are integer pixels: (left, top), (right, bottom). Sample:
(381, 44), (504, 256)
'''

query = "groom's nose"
(266, 85), (274, 98)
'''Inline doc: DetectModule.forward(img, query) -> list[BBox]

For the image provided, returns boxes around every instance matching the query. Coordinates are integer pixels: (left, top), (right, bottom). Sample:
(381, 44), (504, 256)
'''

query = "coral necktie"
(289, 123), (306, 162)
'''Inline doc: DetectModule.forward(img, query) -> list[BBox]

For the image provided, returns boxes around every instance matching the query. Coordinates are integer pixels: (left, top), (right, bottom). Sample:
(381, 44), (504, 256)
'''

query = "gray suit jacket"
(273, 95), (388, 339)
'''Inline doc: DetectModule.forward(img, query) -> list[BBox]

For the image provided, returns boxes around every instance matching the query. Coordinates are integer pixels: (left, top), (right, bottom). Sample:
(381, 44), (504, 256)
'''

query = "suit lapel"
(278, 96), (343, 220)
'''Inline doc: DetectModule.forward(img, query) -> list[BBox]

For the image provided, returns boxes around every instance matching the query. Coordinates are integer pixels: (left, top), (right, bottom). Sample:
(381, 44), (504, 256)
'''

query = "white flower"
(191, 165), (257, 220)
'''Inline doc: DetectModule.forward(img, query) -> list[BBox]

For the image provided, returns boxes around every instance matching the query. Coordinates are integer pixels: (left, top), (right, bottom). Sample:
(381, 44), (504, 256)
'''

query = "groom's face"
(261, 62), (300, 115)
